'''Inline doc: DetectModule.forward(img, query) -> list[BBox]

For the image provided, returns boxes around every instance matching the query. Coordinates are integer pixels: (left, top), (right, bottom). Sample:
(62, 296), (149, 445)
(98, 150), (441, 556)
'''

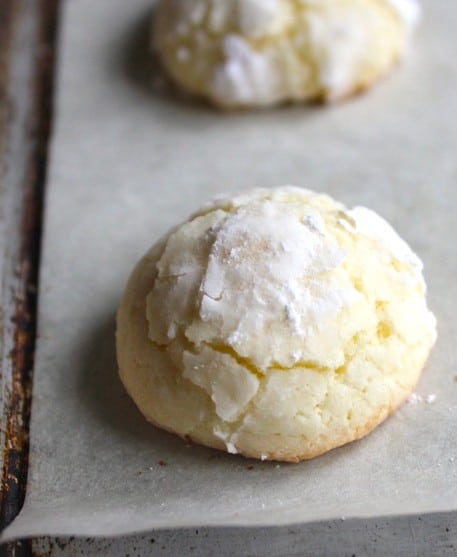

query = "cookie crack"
(202, 342), (264, 379)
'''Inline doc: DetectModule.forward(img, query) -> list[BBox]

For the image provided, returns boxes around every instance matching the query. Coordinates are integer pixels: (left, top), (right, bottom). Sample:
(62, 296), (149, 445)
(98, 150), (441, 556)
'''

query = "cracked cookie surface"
(116, 186), (436, 462)
(153, 0), (421, 108)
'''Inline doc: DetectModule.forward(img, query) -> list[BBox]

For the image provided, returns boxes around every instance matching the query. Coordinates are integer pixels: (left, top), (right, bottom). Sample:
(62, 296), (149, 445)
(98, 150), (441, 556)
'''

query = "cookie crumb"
(407, 393), (437, 405)
(407, 393), (423, 405)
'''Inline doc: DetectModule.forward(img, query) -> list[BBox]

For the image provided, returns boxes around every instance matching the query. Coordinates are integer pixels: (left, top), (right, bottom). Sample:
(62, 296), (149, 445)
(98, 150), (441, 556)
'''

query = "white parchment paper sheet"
(3, 0), (457, 541)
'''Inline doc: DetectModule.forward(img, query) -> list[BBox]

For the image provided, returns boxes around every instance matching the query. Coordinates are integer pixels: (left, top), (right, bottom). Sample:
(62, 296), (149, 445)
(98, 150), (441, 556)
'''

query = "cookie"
(116, 186), (436, 462)
(153, 0), (421, 108)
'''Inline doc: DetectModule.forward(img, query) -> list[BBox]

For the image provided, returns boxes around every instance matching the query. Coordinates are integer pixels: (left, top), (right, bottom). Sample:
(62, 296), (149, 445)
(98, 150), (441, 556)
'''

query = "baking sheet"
(3, 0), (457, 541)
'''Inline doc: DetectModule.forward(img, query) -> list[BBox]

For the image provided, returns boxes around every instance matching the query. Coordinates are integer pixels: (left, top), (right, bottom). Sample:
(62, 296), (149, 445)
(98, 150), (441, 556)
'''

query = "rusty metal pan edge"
(0, 0), (59, 555)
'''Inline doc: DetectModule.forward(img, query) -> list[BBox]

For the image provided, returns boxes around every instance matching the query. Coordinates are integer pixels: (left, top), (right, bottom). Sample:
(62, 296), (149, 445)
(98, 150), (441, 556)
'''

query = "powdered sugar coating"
(193, 200), (352, 368)
(345, 206), (423, 273)
(211, 35), (279, 106)
(237, 0), (284, 38)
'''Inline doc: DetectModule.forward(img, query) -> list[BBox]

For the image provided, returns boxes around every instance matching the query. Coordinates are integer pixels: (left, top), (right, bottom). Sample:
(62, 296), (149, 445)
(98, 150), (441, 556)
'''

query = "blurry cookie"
(153, 0), (420, 108)
(116, 186), (436, 462)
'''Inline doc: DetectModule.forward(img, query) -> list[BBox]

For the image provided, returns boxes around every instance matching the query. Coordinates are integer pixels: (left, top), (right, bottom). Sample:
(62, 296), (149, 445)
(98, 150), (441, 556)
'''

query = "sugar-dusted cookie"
(117, 186), (436, 462)
(153, 0), (421, 107)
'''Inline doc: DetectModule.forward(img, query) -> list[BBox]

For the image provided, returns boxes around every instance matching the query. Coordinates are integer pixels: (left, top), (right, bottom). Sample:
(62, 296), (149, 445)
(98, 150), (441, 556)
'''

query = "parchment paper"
(3, 0), (457, 541)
